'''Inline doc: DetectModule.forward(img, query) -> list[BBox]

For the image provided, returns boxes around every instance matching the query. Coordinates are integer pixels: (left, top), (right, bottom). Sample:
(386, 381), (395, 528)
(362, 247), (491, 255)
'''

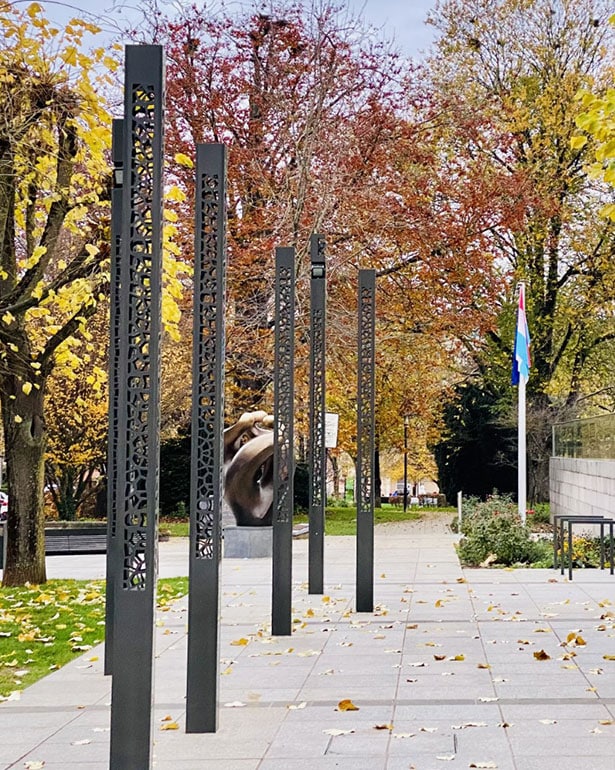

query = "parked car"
(0, 492), (7, 523)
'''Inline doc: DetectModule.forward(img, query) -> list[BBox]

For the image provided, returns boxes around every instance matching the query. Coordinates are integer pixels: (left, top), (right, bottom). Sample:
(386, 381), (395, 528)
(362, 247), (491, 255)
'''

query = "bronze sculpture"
(223, 411), (274, 526)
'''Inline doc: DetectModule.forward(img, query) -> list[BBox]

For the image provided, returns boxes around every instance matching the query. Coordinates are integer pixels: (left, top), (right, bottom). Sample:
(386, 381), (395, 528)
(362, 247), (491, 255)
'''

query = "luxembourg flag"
(512, 283), (531, 386)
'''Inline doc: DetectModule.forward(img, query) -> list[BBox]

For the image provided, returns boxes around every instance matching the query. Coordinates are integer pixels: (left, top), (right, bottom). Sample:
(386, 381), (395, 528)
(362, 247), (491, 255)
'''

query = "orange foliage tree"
(135, 1), (519, 477)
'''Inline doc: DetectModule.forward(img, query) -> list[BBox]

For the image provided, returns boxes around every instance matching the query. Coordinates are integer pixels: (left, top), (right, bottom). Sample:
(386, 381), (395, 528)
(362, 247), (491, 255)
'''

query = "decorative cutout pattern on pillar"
(104, 118), (124, 677)
(192, 168), (225, 561)
(121, 79), (161, 592)
(274, 262), (294, 525)
(356, 269), (375, 613)
(272, 247), (295, 636)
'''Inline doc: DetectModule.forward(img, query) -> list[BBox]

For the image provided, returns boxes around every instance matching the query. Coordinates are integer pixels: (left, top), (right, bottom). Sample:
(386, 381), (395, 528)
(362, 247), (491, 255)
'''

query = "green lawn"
(294, 505), (431, 536)
(161, 505), (447, 538)
(0, 577), (188, 698)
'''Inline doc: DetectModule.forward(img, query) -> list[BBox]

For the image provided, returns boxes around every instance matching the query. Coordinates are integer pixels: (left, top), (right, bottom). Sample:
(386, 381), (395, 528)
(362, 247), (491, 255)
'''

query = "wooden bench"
(0, 525), (107, 568)
(44, 526), (107, 555)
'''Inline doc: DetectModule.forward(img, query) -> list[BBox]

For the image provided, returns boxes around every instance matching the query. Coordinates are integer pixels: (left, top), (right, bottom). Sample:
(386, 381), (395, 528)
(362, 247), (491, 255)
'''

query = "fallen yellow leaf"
(533, 650), (551, 660)
(337, 699), (360, 711)
(160, 721), (179, 730)
(230, 638), (249, 646)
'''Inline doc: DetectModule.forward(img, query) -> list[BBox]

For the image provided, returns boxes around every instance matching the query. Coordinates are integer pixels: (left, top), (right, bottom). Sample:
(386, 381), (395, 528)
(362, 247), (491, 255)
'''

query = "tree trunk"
(57, 466), (77, 521)
(330, 452), (341, 500)
(1, 377), (47, 586)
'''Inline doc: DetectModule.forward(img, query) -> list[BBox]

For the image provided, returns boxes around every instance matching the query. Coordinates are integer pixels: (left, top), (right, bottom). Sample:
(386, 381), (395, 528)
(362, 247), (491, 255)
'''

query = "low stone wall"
(549, 456), (615, 521)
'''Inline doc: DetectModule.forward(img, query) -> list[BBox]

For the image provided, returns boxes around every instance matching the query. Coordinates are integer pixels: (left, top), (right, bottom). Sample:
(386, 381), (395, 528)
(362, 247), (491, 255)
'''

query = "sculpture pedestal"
(223, 526), (273, 558)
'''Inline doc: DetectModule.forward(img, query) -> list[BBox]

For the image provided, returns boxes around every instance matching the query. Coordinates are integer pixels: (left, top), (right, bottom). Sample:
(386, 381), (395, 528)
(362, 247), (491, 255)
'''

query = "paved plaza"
(1, 514), (615, 769)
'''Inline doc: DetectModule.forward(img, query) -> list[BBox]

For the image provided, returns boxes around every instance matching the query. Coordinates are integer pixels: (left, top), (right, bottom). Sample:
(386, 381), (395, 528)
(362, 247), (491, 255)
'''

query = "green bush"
(458, 493), (543, 566)
(294, 463), (309, 512)
(159, 432), (190, 517)
(562, 534), (613, 568)
(527, 502), (550, 525)
(326, 496), (352, 508)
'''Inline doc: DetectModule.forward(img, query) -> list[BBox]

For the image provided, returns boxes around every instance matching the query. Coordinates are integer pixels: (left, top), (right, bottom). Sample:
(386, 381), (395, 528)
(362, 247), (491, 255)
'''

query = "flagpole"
(514, 280), (529, 526)
(518, 372), (527, 524)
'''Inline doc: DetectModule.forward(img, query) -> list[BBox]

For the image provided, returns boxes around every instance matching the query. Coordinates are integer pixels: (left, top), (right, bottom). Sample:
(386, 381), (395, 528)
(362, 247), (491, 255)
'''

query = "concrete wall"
(549, 456), (615, 520)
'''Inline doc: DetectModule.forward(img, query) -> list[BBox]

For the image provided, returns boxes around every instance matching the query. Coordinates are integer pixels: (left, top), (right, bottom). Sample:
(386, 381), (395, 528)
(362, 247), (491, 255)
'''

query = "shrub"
(458, 493), (543, 566)
(159, 432), (190, 517)
(528, 502), (550, 525)
(561, 534), (612, 568)
(294, 463), (309, 513)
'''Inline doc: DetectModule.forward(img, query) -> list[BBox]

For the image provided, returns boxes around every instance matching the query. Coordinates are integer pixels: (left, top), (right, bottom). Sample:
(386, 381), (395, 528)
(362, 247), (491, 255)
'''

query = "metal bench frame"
(552, 514), (614, 580)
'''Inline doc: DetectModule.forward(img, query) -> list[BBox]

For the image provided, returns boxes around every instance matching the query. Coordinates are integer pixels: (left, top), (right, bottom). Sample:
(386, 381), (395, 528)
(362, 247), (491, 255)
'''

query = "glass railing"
(552, 414), (615, 459)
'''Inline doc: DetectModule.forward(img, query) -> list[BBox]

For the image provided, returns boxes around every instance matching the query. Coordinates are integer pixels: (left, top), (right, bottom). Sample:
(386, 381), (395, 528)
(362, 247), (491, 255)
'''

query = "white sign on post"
(325, 412), (339, 448)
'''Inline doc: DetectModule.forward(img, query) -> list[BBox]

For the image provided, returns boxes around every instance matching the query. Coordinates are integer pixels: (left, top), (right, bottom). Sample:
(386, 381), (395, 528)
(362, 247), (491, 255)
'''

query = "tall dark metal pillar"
(272, 247), (295, 636)
(308, 234), (326, 595)
(356, 270), (375, 613)
(105, 118), (124, 677)
(109, 45), (165, 770)
(186, 143), (227, 733)
(403, 415), (409, 513)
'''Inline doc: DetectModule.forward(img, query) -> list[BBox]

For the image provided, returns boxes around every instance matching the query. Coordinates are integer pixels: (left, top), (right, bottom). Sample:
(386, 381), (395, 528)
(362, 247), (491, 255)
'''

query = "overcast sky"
(33, 0), (439, 59)
(350, 0), (438, 56)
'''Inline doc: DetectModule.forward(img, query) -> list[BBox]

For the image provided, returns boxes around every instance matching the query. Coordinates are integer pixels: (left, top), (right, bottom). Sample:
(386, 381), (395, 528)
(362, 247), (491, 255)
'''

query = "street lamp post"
(403, 416), (409, 513)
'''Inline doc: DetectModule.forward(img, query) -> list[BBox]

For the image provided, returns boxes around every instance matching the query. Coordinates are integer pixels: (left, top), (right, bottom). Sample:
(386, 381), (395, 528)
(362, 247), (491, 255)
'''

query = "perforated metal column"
(109, 45), (164, 770)
(105, 118), (124, 677)
(272, 247), (295, 636)
(186, 143), (227, 733)
(356, 270), (375, 613)
(308, 234), (326, 594)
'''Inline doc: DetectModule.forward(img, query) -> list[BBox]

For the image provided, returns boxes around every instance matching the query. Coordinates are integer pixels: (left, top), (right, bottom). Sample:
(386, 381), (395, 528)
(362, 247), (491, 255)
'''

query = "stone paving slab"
(2, 515), (615, 769)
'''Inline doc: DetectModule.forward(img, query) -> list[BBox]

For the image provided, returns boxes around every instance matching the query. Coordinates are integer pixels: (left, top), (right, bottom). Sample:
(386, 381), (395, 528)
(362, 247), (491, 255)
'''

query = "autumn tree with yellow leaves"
(427, 0), (615, 500)
(0, 3), (118, 585)
(44, 310), (109, 521)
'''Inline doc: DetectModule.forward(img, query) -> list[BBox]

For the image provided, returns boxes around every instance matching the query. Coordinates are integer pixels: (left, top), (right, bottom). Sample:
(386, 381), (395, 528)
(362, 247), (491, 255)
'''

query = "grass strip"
(0, 576), (188, 698)
(163, 506), (454, 538)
